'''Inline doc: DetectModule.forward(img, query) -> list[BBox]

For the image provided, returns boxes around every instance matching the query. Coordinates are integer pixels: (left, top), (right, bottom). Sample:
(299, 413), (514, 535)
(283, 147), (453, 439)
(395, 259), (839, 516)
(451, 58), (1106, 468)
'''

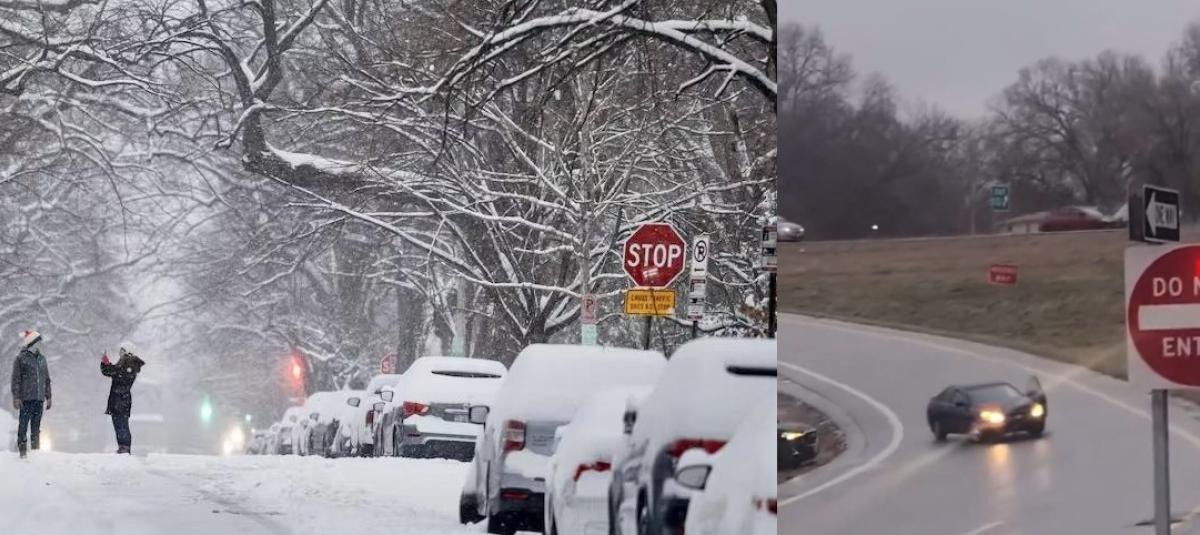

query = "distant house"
(995, 205), (1124, 234)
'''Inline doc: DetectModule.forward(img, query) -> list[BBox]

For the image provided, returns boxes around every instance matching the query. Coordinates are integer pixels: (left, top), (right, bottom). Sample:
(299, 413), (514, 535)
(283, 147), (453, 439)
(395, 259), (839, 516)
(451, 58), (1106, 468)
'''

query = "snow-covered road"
(0, 452), (483, 535)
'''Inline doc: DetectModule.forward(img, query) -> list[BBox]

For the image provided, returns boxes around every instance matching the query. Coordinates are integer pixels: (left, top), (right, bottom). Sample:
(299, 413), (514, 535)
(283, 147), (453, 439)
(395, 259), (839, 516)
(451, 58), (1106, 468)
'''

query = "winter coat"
(101, 354), (144, 416)
(11, 348), (51, 402)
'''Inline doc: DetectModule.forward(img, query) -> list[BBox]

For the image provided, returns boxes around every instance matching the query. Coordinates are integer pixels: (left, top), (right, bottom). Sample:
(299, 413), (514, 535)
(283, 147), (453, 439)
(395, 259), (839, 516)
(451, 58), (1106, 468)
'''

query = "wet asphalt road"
(779, 314), (1200, 535)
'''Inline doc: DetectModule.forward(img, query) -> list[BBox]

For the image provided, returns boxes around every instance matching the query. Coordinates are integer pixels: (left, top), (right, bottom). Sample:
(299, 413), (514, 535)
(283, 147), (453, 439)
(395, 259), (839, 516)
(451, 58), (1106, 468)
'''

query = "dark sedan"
(926, 378), (1047, 442)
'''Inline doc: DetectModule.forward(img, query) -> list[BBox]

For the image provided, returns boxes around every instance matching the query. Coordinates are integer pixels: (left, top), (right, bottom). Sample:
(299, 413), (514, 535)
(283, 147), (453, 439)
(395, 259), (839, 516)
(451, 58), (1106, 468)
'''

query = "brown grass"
(779, 230), (1132, 378)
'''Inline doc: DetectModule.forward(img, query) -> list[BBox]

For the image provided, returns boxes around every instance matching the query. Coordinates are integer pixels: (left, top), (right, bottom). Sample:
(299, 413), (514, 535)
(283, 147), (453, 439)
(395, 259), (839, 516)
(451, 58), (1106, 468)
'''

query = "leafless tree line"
(782, 21), (1200, 240)
(1, 1), (775, 407)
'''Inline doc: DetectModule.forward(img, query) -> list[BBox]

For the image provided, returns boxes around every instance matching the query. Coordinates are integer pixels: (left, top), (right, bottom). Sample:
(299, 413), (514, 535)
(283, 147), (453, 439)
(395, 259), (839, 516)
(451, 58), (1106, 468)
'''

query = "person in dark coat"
(11, 330), (51, 458)
(101, 344), (145, 454)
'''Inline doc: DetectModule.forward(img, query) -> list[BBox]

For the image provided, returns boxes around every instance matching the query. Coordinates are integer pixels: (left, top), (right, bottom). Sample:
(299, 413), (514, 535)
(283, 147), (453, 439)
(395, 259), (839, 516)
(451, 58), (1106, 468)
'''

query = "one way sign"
(1140, 185), (1181, 243)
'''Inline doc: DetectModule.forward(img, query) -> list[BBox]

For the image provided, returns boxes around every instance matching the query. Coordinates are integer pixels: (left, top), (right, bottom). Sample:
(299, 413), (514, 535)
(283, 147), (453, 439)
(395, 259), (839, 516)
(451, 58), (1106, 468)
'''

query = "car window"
(965, 384), (1023, 404)
(951, 391), (968, 405)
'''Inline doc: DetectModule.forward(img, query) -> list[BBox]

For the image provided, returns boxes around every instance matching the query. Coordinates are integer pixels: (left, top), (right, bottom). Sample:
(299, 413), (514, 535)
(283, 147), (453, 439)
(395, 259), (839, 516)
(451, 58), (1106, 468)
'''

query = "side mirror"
(468, 405), (489, 425)
(675, 465), (711, 490)
(381, 390), (394, 402)
(373, 402), (386, 413)
(623, 409), (638, 435)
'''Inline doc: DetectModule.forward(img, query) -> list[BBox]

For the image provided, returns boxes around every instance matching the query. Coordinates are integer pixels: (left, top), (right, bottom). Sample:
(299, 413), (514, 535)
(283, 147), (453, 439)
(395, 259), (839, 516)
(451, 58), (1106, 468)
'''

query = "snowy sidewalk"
(0, 452), (485, 535)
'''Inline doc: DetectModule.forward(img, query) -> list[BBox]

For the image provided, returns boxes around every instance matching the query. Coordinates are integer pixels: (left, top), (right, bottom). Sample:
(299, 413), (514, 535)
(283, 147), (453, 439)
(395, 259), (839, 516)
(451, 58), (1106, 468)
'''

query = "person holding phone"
(101, 344), (145, 454)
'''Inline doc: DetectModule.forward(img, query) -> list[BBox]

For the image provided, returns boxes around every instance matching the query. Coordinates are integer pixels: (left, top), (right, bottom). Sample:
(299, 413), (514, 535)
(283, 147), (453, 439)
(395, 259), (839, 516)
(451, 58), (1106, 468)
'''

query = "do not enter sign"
(1127, 245), (1200, 389)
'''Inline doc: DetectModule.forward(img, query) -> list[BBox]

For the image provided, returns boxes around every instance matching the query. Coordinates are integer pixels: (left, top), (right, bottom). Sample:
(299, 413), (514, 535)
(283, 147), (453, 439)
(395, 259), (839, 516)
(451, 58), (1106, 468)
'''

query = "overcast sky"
(782, 0), (1200, 118)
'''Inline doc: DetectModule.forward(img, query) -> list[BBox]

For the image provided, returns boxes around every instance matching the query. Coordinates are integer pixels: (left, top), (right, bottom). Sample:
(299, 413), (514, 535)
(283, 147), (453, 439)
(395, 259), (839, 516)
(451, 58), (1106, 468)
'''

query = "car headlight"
(979, 410), (1005, 425)
(1030, 403), (1045, 418)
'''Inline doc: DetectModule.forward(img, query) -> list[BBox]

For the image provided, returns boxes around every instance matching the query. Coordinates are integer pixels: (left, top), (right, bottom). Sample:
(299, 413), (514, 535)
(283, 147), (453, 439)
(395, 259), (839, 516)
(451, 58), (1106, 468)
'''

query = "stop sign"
(623, 223), (687, 288)
(1127, 245), (1200, 388)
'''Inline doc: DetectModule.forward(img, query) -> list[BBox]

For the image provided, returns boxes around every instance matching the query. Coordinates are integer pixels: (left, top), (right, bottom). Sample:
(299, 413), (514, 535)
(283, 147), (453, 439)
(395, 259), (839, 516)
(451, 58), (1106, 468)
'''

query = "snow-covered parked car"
(609, 338), (777, 535)
(301, 391), (342, 456)
(460, 344), (666, 535)
(265, 423), (282, 454)
(375, 384), (402, 457)
(276, 406), (306, 455)
(350, 374), (402, 457)
(395, 356), (506, 460)
(684, 395), (777, 535)
(305, 390), (366, 457)
(545, 386), (653, 535)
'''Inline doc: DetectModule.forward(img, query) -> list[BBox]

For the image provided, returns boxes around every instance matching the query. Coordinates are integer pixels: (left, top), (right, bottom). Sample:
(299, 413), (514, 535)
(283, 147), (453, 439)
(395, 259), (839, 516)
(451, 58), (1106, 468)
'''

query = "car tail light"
(500, 489), (529, 501)
(502, 420), (526, 453)
(753, 497), (778, 515)
(573, 461), (612, 481)
(403, 402), (429, 418)
(365, 410), (375, 426)
(666, 438), (726, 458)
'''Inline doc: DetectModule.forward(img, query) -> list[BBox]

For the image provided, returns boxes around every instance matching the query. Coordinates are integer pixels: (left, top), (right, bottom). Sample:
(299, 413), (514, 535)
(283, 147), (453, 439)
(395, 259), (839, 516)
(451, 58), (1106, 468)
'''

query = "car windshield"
(966, 384), (1024, 404)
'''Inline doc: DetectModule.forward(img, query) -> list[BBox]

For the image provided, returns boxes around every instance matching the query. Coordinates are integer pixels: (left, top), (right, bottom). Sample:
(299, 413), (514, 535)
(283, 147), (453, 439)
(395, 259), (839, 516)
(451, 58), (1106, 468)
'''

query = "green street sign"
(990, 186), (1010, 212)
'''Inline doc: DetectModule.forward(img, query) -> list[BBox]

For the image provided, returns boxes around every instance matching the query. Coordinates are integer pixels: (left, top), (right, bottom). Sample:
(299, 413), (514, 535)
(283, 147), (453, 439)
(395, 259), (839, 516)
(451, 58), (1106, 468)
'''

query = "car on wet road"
(926, 377), (1047, 442)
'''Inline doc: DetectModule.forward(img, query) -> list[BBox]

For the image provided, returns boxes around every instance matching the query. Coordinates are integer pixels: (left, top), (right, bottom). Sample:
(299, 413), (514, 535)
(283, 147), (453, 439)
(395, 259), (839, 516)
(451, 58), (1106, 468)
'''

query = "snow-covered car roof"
(280, 406), (306, 425)
(366, 373), (403, 394)
(550, 386), (653, 492)
(634, 338), (776, 445)
(403, 356), (507, 377)
(489, 344), (665, 425)
(304, 390), (367, 423)
(396, 356), (508, 406)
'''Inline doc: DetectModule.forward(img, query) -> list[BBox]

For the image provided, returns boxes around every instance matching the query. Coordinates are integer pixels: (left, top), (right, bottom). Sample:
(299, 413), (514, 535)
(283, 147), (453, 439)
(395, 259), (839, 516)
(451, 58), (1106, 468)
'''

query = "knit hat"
(19, 330), (42, 350)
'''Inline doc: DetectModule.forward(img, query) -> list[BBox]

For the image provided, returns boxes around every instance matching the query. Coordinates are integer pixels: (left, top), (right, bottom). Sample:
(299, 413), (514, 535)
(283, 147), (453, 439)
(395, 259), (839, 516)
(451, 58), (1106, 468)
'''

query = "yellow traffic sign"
(624, 288), (676, 316)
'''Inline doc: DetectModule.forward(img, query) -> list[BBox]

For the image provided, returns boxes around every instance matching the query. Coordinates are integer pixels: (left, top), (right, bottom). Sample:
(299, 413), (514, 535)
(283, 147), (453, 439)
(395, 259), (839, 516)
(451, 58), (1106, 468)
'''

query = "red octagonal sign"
(1127, 244), (1200, 389)
(623, 223), (687, 288)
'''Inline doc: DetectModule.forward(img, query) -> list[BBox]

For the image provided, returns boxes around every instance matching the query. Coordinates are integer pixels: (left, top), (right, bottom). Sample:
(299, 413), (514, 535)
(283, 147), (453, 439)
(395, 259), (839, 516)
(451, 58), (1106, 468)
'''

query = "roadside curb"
(776, 375), (866, 500)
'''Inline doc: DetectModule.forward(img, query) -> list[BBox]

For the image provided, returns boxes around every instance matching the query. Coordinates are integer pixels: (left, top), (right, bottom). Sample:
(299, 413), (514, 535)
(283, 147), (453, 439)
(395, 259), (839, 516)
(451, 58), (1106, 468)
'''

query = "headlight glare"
(1030, 403), (1045, 418)
(979, 410), (1005, 425)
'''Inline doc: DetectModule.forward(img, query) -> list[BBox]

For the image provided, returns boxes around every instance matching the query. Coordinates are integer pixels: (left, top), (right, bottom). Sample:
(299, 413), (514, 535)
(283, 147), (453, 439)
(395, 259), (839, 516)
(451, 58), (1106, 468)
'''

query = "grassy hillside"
(779, 230), (1133, 378)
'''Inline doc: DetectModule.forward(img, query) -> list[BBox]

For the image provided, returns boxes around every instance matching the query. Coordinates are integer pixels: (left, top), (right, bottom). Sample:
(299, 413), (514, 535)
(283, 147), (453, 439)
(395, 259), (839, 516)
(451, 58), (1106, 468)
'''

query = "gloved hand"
(11, 399), (18, 411)
(44, 398), (51, 411)
(101, 353), (110, 365)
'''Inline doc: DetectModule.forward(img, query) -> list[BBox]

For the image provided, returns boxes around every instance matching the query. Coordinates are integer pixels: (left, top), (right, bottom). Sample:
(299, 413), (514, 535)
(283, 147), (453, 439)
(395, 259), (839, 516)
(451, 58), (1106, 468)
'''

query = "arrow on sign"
(1147, 191), (1178, 236)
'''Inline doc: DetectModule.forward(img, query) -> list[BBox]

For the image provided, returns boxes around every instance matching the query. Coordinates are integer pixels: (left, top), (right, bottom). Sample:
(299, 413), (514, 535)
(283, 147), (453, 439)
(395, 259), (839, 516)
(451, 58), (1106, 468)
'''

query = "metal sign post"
(1127, 186), (1182, 535)
(1153, 389), (1170, 535)
(688, 234), (710, 339)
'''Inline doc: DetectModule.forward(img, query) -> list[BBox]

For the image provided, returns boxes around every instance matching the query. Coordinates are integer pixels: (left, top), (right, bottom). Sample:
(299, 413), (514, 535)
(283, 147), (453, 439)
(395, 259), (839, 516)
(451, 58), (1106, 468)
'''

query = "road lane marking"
(784, 315), (1200, 451)
(778, 360), (904, 506)
(962, 521), (1003, 535)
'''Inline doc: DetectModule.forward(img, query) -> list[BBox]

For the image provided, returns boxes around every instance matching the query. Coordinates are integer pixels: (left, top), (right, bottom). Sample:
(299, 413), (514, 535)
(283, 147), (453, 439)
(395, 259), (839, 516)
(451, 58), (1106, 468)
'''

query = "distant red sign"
(988, 264), (1018, 285)
(380, 354), (397, 375)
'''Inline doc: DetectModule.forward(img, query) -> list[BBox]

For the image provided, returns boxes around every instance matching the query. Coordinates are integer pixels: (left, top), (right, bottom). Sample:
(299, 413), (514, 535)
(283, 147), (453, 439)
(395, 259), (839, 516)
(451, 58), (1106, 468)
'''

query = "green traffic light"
(200, 397), (214, 424)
